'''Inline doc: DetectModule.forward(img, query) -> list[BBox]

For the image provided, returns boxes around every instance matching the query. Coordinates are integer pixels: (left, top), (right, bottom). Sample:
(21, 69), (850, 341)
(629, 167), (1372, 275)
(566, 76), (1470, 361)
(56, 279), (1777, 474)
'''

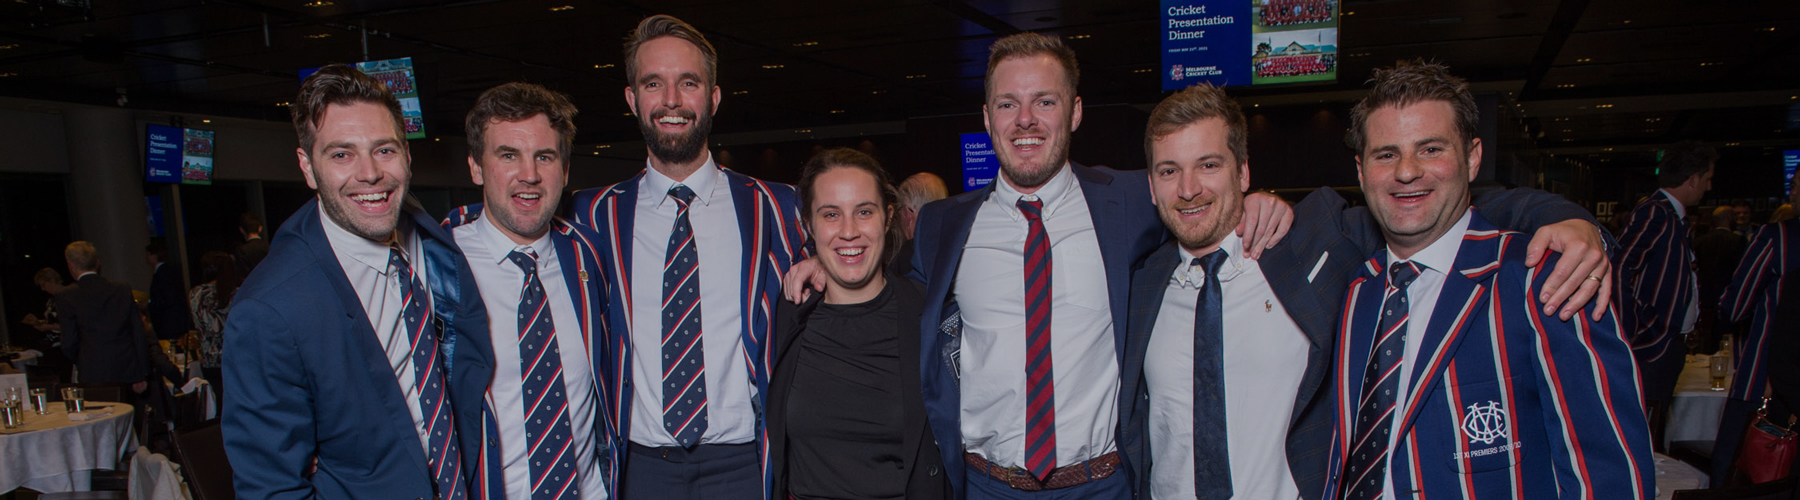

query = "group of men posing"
(221, 12), (1661, 500)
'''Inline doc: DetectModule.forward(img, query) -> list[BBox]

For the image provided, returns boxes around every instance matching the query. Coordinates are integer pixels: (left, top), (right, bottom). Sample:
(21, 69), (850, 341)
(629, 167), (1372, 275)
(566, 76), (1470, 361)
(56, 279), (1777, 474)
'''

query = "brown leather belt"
(963, 451), (1120, 491)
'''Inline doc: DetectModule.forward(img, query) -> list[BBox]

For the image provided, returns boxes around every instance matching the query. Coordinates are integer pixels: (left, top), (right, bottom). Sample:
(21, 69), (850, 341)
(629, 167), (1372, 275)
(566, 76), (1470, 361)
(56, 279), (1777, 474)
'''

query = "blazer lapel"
(1394, 227), (1502, 436)
(550, 223), (596, 360)
(728, 173), (768, 385)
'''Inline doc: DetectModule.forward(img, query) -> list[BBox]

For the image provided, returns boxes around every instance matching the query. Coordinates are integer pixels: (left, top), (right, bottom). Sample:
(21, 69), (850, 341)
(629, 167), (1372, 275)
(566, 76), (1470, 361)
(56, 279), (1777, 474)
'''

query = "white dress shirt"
(627, 155), (754, 446)
(1380, 209), (1472, 500)
(317, 204), (433, 457)
(1658, 189), (1701, 335)
(455, 215), (606, 500)
(955, 164), (1119, 467)
(1146, 232), (1308, 500)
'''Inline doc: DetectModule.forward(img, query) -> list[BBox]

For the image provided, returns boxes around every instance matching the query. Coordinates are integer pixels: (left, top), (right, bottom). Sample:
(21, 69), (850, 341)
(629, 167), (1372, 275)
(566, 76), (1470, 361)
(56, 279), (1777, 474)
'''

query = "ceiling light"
(732, 90), (749, 95)
(1252, 104), (1260, 107)
(0, 44), (19, 50)
(1556, 84), (1575, 88)
(761, 64), (784, 69)
(548, 5), (574, 11)
(1066, 35), (1091, 40)
(275, 101), (292, 107)
(433, 137), (439, 141)
(0, 72), (16, 77)
(1575, 58), (1592, 63)
(593, 63), (614, 69)
(622, 112), (631, 116)
(1562, 129), (1572, 132)
(1555, 117), (1570, 122)
(795, 129), (812, 133)
(302, 0), (334, 7)
(1646, 118), (1661, 122)
(202, 119), (211, 123)
(1343, 11), (1354, 15)
(305, 33), (332, 39)
(1726, 142), (1741, 146)
(1602, 147), (1613, 151)
(1133, 68), (1154, 74)
(829, 110), (845, 114)
(792, 41), (819, 47)
(904, 74), (926, 79)
(871, 90), (887, 94)
(1595, 104), (1614, 108)
(1767, 27), (1778, 32)
(597, 144), (610, 149)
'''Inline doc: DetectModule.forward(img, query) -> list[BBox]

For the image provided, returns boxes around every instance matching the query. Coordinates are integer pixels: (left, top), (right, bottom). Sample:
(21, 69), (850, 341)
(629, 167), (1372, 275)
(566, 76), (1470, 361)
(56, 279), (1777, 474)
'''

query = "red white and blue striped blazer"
(567, 168), (809, 500)
(1324, 209), (1654, 499)
(1718, 219), (1798, 402)
(441, 208), (615, 500)
(1613, 190), (1696, 364)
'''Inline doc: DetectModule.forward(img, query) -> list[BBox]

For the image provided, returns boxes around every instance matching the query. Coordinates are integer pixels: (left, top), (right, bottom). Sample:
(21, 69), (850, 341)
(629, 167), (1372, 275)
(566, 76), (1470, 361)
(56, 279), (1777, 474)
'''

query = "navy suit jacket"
(908, 163), (1167, 499)
(1322, 210), (1652, 499)
(56, 272), (150, 385)
(567, 168), (809, 499)
(441, 205), (618, 500)
(222, 199), (491, 500)
(1117, 186), (1604, 499)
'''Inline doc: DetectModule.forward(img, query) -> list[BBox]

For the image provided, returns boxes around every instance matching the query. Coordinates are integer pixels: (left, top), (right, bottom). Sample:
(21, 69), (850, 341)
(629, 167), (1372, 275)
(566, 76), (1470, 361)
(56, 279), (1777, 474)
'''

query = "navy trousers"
(620, 442), (760, 500)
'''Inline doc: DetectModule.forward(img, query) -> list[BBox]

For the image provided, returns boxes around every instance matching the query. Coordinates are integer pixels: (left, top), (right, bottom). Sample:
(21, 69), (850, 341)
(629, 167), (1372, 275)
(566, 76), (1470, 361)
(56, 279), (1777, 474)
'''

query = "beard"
(996, 132), (1071, 190)
(639, 106), (714, 165)
(313, 169), (403, 242)
(1158, 194), (1242, 254)
(484, 192), (557, 242)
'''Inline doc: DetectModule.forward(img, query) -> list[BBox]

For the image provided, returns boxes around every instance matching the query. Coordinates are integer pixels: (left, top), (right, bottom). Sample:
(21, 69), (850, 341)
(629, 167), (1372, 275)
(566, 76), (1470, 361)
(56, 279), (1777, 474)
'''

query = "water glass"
(1709, 355), (1730, 391)
(0, 400), (20, 429)
(62, 387), (82, 412)
(30, 388), (49, 415)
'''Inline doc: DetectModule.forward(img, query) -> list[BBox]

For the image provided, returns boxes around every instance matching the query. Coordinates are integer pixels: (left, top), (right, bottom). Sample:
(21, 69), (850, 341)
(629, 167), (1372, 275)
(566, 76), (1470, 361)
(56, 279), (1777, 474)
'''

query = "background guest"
(146, 240), (194, 340)
(189, 250), (240, 397)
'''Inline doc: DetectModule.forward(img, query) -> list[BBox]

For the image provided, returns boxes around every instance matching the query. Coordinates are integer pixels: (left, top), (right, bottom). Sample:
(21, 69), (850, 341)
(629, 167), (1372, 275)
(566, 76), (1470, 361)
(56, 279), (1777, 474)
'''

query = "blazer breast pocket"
(1429, 376), (1526, 475)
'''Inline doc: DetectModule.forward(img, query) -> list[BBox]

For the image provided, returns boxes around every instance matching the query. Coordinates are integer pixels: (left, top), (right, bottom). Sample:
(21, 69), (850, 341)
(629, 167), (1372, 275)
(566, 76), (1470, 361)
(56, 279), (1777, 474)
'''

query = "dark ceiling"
(1, 0), (1797, 163)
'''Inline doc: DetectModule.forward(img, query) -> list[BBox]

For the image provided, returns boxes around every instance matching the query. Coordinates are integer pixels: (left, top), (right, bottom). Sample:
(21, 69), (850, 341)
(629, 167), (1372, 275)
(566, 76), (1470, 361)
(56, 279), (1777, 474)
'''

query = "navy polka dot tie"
(661, 185), (708, 448)
(507, 249), (580, 500)
(389, 245), (466, 500)
(1343, 262), (1422, 500)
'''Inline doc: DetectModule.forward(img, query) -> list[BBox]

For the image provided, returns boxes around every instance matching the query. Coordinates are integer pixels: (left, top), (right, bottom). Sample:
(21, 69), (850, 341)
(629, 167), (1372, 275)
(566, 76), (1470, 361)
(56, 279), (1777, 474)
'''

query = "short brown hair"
(1348, 60), (1478, 155)
(798, 148), (903, 269)
(33, 267), (61, 287)
(465, 82), (580, 164)
(291, 64), (407, 155)
(1656, 140), (1718, 188)
(1144, 83), (1248, 167)
(64, 241), (98, 272)
(624, 15), (719, 86)
(985, 32), (1080, 100)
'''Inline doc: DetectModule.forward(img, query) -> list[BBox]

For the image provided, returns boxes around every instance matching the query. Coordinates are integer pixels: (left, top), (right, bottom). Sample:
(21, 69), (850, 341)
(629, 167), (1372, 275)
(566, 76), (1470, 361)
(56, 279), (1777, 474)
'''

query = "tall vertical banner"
(962, 132), (997, 191)
(1163, 0), (1339, 90)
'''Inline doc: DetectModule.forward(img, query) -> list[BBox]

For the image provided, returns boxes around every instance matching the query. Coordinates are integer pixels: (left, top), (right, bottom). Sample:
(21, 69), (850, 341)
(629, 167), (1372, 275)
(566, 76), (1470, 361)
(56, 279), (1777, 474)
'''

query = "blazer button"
(662, 449), (671, 458)
(928, 466), (939, 476)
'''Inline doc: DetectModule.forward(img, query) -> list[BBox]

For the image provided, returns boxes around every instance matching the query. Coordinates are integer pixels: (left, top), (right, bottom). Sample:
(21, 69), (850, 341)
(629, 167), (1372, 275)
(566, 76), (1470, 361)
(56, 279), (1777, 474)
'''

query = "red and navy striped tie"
(507, 249), (581, 500)
(389, 245), (466, 500)
(1343, 262), (1422, 500)
(1017, 197), (1057, 481)
(662, 185), (708, 448)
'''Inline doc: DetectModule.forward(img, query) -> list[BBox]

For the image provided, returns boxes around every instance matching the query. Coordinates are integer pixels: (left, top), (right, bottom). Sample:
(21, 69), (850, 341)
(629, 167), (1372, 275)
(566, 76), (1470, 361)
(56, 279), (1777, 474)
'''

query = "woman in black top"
(769, 148), (950, 500)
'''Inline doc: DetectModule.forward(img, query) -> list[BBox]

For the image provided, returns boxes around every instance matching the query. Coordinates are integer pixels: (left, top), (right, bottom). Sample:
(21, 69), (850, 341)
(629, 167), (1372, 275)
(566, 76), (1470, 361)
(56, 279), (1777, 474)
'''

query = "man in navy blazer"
(441, 82), (614, 500)
(1614, 141), (1715, 421)
(222, 64), (491, 500)
(565, 15), (808, 500)
(1118, 85), (1617, 500)
(1322, 61), (1651, 499)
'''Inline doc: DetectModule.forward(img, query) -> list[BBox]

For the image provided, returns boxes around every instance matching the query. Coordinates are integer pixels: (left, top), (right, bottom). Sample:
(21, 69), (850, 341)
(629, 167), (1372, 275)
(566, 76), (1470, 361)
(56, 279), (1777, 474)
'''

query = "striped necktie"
(1342, 262), (1422, 500)
(1017, 197), (1057, 480)
(388, 245), (466, 500)
(506, 249), (580, 500)
(662, 184), (709, 448)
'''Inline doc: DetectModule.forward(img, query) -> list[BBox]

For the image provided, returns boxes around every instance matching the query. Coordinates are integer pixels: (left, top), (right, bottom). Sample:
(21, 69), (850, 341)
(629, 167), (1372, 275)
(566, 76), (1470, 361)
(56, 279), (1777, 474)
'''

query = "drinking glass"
(1709, 355), (1730, 391)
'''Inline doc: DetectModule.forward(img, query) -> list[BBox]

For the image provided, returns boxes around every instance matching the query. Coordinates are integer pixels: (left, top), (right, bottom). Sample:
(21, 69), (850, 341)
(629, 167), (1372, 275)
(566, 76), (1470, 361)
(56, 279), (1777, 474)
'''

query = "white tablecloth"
(1666, 355), (1733, 447)
(9, 350), (39, 372)
(1655, 452), (1707, 499)
(0, 402), (135, 494)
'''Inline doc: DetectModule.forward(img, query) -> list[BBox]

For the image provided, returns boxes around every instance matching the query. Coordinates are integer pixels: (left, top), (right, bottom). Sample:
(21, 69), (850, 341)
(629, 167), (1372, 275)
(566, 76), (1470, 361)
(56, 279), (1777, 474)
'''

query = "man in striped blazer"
(565, 15), (808, 500)
(1323, 62), (1653, 499)
(1708, 179), (1800, 486)
(1613, 141), (1714, 422)
(440, 83), (615, 500)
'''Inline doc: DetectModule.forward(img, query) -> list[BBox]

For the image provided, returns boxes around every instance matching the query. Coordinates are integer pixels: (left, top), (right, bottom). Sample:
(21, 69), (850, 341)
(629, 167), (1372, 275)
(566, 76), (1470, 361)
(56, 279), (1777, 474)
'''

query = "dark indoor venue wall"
(0, 173), (75, 346)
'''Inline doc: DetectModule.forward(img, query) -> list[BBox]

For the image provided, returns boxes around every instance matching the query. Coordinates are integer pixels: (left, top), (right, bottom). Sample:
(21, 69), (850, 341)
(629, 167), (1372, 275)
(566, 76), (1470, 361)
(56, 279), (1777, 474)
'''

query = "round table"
(1655, 452), (1707, 499)
(0, 402), (135, 494)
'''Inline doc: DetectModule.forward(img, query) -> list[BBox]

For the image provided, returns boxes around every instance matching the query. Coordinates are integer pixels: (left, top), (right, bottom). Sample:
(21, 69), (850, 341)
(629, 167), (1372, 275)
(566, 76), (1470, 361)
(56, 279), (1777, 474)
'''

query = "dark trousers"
(964, 464), (1130, 500)
(1710, 397), (1757, 487)
(621, 441), (760, 500)
(1640, 342), (1689, 408)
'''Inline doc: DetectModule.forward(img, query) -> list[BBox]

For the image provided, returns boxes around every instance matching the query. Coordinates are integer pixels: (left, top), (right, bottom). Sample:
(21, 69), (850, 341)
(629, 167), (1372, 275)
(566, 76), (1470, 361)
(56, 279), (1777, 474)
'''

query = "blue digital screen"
(145, 124), (184, 184)
(1162, 0), (1339, 90)
(961, 132), (997, 191)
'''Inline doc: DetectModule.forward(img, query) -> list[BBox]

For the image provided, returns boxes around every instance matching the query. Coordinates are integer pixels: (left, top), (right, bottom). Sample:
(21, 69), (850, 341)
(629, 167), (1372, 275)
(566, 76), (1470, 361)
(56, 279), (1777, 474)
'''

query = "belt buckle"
(1005, 466), (1043, 491)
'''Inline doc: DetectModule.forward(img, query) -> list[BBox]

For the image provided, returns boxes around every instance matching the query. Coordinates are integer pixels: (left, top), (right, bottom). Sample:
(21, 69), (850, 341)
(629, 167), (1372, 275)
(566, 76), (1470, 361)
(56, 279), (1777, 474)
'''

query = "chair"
(1670, 476), (1796, 499)
(170, 419), (234, 500)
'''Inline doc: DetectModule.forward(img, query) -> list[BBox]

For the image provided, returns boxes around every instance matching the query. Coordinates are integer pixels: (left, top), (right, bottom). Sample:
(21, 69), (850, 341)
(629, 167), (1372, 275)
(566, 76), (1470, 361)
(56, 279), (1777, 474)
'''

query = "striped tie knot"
(1194, 249), (1228, 282)
(508, 248), (541, 274)
(388, 244), (411, 278)
(1391, 261), (1423, 290)
(1016, 197), (1044, 220)
(668, 184), (697, 207)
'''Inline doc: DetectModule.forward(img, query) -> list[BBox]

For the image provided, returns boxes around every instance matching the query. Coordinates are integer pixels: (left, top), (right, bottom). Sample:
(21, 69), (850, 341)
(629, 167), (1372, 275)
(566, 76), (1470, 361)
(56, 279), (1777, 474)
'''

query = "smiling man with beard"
(222, 64), (490, 500)
(566, 14), (809, 500)
(440, 82), (613, 500)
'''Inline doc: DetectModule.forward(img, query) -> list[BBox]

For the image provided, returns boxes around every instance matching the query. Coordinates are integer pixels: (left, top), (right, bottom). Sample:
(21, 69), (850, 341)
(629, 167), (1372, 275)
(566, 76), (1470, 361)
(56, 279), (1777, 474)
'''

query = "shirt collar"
(1387, 208), (1473, 277)
(1658, 188), (1686, 216)
(318, 202), (411, 275)
(1170, 231), (1248, 289)
(76, 271), (98, 281)
(989, 162), (1076, 220)
(643, 153), (723, 209)
(476, 211), (554, 267)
